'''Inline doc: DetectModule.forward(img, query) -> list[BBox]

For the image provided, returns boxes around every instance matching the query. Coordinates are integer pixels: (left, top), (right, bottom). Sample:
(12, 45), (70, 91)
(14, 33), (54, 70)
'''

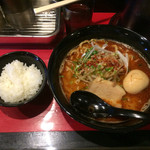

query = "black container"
(48, 25), (150, 133)
(0, 51), (47, 107)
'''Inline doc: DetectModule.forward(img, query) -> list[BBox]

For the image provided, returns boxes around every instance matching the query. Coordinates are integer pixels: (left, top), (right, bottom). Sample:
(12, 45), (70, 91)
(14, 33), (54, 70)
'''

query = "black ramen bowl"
(48, 25), (150, 133)
(0, 51), (47, 107)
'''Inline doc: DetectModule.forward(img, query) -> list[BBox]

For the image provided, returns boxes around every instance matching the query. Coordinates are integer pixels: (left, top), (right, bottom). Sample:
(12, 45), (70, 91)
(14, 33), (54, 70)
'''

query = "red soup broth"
(59, 39), (150, 115)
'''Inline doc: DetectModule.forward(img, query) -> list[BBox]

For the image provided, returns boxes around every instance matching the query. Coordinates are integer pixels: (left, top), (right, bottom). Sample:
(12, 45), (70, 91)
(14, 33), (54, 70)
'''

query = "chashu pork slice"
(87, 77), (126, 108)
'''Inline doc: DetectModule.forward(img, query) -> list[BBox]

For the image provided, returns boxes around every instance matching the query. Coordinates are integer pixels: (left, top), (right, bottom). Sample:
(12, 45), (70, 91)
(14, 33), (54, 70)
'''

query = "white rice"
(0, 60), (43, 103)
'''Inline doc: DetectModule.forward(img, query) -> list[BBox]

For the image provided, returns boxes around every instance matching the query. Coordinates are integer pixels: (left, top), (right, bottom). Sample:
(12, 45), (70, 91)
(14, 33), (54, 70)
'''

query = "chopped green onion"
(98, 65), (101, 69)
(113, 70), (117, 74)
(82, 47), (94, 63)
(105, 67), (114, 72)
(59, 75), (64, 78)
(84, 86), (89, 89)
(122, 97), (128, 101)
(72, 74), (77, 78)
(72, 61), (77, 64)
(91, 65), (95, 69)
(74, 65), (80, 72)
(71, 66), (74, 70)
(92, 50), (98, 55)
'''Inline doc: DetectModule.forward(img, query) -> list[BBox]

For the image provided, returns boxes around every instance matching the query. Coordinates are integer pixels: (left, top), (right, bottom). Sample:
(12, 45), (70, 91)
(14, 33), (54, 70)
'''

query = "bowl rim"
(48, 24), (150, 133)
(0, 51), (47, 107)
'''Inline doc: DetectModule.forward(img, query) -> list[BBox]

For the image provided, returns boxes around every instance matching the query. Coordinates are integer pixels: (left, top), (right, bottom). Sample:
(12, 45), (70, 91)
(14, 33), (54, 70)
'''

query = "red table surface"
(0, 13), (149, 133)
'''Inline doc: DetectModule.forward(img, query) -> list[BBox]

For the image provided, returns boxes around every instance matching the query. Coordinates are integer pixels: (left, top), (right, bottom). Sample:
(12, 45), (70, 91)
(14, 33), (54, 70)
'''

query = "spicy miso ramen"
(59, 39), (150, 120)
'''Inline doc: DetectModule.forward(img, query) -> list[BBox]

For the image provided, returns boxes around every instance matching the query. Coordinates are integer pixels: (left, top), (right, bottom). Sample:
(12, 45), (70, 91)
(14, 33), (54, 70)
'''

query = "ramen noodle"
(59, 39), (150, 118)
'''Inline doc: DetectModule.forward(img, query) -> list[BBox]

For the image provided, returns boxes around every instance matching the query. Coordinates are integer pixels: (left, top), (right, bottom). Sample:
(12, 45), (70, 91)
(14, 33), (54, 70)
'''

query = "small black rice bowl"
(0, 51), (47, 107)
(48, 25), (150, 133)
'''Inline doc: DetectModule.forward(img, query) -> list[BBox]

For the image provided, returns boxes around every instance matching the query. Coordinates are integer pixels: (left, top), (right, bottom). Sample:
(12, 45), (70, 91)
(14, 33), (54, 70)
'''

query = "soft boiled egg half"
(123, 69), (149, 94)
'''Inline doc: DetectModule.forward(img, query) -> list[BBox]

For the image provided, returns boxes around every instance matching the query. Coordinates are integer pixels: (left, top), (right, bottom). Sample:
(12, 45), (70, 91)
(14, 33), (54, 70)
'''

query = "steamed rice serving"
(0, 60), (43, 103)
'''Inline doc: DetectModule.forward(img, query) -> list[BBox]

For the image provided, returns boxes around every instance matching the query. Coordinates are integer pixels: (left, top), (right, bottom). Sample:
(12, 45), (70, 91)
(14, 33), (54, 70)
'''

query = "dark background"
(94, 0), (127, 12)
